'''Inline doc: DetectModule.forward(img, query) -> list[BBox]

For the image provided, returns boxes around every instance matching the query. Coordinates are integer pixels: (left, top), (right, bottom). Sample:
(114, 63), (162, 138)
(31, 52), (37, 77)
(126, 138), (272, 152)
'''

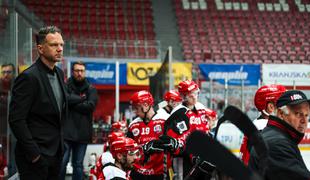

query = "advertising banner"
(73, 62), (127, 85)
(262, 64), (310, 86)
(127, 62), (192, 85)
(199, 64), (260, 86)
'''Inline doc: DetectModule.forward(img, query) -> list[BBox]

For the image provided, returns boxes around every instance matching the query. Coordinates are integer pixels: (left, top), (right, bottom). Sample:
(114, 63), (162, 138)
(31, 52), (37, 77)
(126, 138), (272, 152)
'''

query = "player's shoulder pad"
(253, 118), (268, 130)
(153, 110), (170, 120)
(128, 117), (143, 127)
(101, 152), (115, 165)
(165, 106), (190, 135)
(157, 108), (170, 116)
(170, 103), (189, 115)
(195, 102), (207, 110)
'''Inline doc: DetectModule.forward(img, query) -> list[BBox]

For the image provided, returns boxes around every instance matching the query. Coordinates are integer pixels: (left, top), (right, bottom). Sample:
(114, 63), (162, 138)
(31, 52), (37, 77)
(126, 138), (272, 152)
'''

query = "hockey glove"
(199, 160), (216, 175)
(143, 139), (164, 155)
(159, 135), (180, 152)
(188, 156), (216, 179)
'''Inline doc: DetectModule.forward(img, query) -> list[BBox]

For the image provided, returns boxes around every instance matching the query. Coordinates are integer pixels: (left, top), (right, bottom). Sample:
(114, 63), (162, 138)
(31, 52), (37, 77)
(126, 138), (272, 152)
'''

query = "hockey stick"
(213, 115), (227, 139)
(185, 131), (262, 180)
(223, 106), (268, 165)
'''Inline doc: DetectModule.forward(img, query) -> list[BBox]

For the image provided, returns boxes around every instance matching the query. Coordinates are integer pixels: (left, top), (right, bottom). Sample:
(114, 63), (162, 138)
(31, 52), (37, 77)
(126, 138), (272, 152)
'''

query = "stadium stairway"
(152, 0), (183, 60)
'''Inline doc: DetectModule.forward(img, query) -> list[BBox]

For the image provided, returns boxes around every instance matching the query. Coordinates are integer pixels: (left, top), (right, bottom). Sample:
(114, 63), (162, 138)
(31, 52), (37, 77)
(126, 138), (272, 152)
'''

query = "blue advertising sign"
(199, 64), (260, 86)
(74, 62), (127, 85)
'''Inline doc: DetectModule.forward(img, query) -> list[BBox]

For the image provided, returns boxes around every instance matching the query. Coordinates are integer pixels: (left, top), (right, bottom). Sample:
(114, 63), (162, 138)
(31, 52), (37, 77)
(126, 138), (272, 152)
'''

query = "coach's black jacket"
(249, 115), (310, 180)
(9, 58), (67, 162)
(64, 77), (98, 143)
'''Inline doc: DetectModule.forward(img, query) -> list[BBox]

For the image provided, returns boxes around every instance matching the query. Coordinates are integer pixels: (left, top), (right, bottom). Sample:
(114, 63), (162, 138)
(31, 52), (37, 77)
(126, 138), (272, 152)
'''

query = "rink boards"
(216, 123), (310, 169)
(81, 123), (310, 173)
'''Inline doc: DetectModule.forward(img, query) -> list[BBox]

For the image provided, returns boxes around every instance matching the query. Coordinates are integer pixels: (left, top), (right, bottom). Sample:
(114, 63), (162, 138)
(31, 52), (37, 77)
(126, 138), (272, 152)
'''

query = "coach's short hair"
(36, 26), (62, 45)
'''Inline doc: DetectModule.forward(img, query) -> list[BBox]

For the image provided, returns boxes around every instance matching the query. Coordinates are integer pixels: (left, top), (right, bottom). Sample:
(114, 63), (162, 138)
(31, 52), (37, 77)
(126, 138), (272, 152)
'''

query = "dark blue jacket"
(249, 115), (310, 180)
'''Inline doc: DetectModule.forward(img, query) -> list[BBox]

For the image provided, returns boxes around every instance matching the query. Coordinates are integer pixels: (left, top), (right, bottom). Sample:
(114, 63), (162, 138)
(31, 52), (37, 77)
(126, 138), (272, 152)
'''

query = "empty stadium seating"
(21, 0), (310, 63)
(22, 0), (158, 59)
(0, 4), (8, 35)
(175, 0), (310, 64)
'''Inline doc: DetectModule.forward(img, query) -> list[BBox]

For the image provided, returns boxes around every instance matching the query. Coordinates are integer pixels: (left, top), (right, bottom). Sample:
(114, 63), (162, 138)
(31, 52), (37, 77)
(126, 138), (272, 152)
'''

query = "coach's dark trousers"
(15, 148), (62, 180)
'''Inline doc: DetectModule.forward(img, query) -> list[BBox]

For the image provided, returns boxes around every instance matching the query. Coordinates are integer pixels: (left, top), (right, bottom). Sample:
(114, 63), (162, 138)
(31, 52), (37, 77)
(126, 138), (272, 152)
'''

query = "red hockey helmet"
(110, 137), (139, 157)
(205, 108), (217, 119)
(164, 90), (182, 102)
(108, 131), (125, 145)
(130, 90), (154, 106)
(254, 84), (286, 111)
(178, 80), (199, 95)
(111, 121), (127, 132)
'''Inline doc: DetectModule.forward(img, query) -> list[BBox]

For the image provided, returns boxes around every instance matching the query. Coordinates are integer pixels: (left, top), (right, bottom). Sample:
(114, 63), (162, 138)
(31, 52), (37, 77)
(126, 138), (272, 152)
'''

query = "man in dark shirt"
(0, 63), (14, 136)
(0, 63), (15, 177)
(60, 61), (98, 180)
(249, 90), (310, 180)
(9, 26), (67, 180)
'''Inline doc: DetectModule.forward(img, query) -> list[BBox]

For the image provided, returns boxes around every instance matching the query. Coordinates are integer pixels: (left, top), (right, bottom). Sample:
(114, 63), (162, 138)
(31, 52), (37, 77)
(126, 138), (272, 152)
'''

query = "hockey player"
(205, 108), (217, 131)
(102, 122), (127, 153)
(239, 84), (286, 165)
(91, 132), (125, 180)
(111, 121), (128, 134)
(127, 90), (172, 180)
(163, 80), (215, 179)
(157, 90), (182, 115)
(102, 137), (139, 180)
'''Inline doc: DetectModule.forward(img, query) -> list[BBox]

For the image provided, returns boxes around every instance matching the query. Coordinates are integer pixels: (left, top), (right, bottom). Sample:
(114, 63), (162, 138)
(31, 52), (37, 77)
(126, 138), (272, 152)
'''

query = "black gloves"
(159, 135), (180, 152)
(143, 139), (165, 154)
(142, 135), (180, 157)
(143, 135), (180, 155)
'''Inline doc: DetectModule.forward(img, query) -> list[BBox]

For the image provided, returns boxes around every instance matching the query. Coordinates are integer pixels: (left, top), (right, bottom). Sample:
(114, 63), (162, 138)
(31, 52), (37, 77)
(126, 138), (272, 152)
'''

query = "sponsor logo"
(188, 84), (196, 91)
(268, 72), (310, 79)
(200, 114), (208, 122)
(86, 70), (114, 79)
(154, 124), (162, 133)
(137, 168), (155, 175)
(176, 121), (188, 134)
(208, 71), (248, 80)
(208, 66), (248, 80)
(132, 128), (140, 136)
(86, 65), (114, 79)
(290, 94), (303, 101)
(190, 116), (201, 125)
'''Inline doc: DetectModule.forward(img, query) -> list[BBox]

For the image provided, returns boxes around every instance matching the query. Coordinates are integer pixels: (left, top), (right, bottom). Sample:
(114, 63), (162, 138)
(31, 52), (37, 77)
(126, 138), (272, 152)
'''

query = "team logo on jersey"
(153, 124), (162, 133)
(201, 115), (208, 123)
(176, 121), (188, 134)
(132, 128), (140, 136)
(190, 116), (201, 125)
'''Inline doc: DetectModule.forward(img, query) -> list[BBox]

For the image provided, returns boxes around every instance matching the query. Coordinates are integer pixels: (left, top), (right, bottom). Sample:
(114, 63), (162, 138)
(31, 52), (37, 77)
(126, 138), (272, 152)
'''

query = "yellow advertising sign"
(19, 65), (30, 74)
(127, 62), (192, 85)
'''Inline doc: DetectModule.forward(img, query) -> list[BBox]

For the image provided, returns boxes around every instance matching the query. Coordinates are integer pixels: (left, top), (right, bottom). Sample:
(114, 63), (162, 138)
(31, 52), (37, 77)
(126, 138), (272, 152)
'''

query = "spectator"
(0, 63), (14, 136)
(0, 63), (14, 89)
(9, 26), (67, 179)
(60, 61), (98, 180)
(249, 90), (310, 179)
(0, 63), (15, 177)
